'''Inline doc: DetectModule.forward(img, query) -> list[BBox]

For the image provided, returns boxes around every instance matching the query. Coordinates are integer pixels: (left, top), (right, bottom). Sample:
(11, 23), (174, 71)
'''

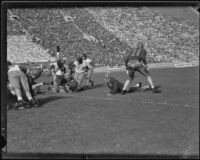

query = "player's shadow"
(82, 83), (106, 91)
(129, 86), (151, 92)
(37, 95), (68, 106)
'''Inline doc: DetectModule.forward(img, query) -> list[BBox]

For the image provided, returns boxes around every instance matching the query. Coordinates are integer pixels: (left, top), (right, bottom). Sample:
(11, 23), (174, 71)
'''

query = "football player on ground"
(104, 71), (124, 95)
(104, 71), (153, 96)
(19, 64), (49, 95)
(121, 42), (160, 94)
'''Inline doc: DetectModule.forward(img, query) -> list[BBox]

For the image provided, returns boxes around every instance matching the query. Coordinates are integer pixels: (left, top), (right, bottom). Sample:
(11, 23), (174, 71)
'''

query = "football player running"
(73, 57), (88, 91)
(82, 53), (95, 88)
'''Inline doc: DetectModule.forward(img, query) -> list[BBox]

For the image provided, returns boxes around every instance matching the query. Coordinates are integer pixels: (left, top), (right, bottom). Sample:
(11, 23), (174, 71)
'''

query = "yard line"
(71, 95), (197, 109)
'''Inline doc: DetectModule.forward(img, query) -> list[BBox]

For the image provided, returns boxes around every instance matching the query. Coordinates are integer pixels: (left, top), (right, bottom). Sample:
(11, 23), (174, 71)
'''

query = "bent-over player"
(121, 42), (160, 94)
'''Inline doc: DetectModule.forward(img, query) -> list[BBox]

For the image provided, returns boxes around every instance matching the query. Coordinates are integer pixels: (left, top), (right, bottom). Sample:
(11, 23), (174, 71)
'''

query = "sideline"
(40, 62), (199, 73)
(94, 62), (199, 73)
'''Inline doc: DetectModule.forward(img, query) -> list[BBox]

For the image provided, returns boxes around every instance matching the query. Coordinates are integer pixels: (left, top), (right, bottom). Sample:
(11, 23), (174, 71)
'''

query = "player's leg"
(73, 71), (79, 82)
(77, 72), (86, 90)
(137, 65), (160, 93)
(7, 82), (16, 96)
(19, 72), (33, 101)
(121, 70), (134, 94)
(8, 71), (28, 109)
(8, 71), (23, 101)
(86, 69), (94, 87)
(19, 71), (39, 107)
(52, 74), (59, 93)
(64, 83), (72, 94)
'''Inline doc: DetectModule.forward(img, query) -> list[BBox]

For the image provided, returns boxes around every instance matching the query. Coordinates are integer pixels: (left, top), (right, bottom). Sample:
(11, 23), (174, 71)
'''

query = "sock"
(28, 97), (33, 101)
(17, 97), (22, 101)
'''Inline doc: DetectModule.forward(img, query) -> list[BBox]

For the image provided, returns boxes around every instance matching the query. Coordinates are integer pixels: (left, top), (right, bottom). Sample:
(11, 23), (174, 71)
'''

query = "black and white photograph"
(1, 1), (199, 159)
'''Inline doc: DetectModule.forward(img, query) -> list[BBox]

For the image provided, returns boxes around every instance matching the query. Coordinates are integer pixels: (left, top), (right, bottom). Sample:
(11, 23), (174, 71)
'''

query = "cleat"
(28, 99), (39, 108)
(75, 87), (84, 92)
(13, 100), (26, 110)
(152, 86), (161, 93)
(120, 90), (127, 95)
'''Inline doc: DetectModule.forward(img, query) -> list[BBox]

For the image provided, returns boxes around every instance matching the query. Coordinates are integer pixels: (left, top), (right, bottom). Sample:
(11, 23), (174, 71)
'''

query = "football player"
(82, 53), (95, 88)
(7, 61), (38, 109)
(121, 42), (160, 94)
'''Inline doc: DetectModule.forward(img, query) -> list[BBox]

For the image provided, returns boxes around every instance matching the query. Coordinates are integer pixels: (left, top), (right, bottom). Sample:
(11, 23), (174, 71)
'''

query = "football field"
(6, 66), (199, 155)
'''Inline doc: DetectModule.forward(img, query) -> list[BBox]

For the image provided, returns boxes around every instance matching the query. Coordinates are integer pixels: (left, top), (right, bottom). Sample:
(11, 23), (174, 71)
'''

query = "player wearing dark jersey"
(104, 71), (152, 95)
(121, 42), (160, 94)
(104, 72), (124, 95)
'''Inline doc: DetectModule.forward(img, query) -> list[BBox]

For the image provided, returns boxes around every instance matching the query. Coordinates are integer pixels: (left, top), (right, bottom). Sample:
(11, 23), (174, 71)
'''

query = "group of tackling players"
(7, 41), (160, 110)
(7, 61), (48, 109)
(49, 46), (95, 94)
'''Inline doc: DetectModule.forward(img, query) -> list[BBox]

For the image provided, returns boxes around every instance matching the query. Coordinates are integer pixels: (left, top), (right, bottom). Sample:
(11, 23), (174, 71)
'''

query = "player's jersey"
(107, 77), (124, 94)
(8, 65), (20, 73)
(83, 58), (94, 69)
(74, 61), (87, 73)
(136, 49), (147, 65)
(124, 55), (142, 70)
(50, 62), (59, 74)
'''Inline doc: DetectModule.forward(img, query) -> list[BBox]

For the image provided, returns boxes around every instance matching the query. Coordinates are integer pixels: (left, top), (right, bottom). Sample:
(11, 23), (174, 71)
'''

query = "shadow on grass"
(80, 83), (106, 92)
(37, 96), (68, 106)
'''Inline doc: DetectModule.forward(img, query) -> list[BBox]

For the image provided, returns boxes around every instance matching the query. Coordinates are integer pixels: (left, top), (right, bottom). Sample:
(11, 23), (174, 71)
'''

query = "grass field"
(6, 66), (199, 155)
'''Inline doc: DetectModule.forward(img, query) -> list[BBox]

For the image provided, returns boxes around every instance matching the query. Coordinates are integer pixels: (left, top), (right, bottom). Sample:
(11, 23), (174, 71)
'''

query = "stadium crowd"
(7, 7), (199, 66)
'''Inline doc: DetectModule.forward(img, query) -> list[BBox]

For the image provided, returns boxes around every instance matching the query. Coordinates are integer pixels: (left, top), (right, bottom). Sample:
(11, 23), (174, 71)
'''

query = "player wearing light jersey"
(7, 61), (37, 109)
(82, 53), (95, 87)
(73, 57), (87, 91)
(49, 46), (66, 93)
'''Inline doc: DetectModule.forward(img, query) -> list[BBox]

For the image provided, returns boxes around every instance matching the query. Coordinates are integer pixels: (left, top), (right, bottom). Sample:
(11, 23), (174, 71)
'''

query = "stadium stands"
(87, 7), (199, 63)
(7, 7), (199, 66)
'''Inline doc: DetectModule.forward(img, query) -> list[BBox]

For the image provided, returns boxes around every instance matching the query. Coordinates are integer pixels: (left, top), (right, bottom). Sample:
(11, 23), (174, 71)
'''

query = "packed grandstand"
(7, 7), (199, 67)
